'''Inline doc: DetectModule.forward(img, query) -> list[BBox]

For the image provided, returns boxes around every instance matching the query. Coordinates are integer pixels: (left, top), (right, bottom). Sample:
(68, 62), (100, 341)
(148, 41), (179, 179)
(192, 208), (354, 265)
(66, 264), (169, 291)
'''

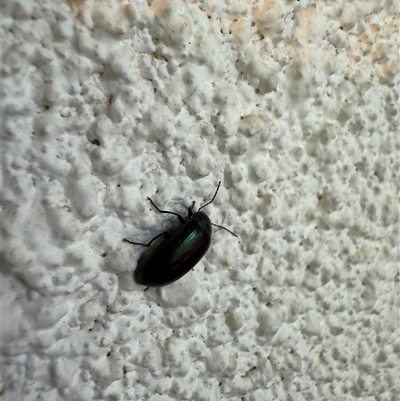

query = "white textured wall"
(1, 1), (399, 400)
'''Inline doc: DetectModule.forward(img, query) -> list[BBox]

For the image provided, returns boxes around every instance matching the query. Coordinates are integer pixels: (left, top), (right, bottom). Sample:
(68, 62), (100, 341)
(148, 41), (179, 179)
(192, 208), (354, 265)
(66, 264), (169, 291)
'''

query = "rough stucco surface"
(1, 0), (399, 400)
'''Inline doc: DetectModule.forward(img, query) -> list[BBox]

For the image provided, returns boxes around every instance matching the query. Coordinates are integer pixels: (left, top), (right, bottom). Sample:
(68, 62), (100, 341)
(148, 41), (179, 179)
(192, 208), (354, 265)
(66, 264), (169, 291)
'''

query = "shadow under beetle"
(123, 182), (237, 287)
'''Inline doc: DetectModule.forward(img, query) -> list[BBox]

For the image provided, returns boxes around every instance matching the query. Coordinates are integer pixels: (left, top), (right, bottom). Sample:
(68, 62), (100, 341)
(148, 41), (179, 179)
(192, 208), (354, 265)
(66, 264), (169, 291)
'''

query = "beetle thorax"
(192, 211), (212, 233)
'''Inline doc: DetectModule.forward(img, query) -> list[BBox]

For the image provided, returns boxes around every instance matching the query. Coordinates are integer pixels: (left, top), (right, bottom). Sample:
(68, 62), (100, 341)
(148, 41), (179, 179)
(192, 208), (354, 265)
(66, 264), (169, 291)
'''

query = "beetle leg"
(188, 201), (195, 218)
(148, 198), (185, 224)
(211, 223), (237, 237)
(123, 231), (170, 247)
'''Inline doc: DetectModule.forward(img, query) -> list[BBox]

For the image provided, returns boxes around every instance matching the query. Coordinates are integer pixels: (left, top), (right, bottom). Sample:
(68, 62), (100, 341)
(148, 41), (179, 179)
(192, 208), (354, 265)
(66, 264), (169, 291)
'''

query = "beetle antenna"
(211, 223), (237, 237)
(199, 181), (221, 211)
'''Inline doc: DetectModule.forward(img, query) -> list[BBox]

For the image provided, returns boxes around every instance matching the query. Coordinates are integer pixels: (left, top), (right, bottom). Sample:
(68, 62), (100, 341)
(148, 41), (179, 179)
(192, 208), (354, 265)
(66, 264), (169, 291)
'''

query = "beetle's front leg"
(148, 198), (185, 224)
(123, 231), (170, 247)
(188, 201), (195, 218)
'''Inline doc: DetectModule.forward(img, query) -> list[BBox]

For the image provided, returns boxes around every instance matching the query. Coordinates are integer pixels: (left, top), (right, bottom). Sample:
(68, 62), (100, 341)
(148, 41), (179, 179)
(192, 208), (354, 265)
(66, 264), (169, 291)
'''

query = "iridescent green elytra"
(123, 182), (237, 287)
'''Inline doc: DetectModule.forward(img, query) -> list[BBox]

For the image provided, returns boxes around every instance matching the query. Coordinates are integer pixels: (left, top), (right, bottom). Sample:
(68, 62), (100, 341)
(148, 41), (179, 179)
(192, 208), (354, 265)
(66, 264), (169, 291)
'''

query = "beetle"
(123, 181), (237, 287)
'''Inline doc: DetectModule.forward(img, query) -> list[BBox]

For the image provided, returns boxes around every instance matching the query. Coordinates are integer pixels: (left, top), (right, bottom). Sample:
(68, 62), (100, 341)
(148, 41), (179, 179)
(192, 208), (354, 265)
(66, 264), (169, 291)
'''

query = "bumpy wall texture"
(1, 0), (399, 400)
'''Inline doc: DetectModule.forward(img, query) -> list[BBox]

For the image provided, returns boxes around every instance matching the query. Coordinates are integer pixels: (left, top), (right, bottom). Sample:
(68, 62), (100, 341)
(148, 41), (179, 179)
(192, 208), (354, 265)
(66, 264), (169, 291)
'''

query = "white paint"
(2, 0), (398, 400)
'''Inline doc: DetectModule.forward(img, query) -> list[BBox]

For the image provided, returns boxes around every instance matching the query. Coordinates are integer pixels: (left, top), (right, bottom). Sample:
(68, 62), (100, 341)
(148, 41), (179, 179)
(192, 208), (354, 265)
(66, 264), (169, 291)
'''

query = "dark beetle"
(123, 182), (237, 287)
